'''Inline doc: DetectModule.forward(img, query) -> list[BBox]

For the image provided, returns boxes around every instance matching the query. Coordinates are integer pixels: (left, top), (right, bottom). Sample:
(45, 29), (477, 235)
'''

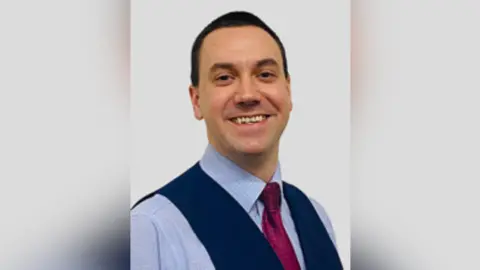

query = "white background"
(131, 0), (350, 267)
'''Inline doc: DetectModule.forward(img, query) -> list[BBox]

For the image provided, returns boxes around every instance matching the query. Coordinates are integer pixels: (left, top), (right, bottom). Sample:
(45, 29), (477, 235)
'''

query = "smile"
(229, 115), (270, 124)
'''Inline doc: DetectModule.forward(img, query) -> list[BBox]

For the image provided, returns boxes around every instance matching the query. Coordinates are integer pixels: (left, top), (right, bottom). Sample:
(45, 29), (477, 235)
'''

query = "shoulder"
(131, 193), (201, 258)
(308, 197), (337, 245)
(131, 195), (170, 238)
(131, 193), (185, 230)
(130, 164), (201, 224)
(131, 193), (201, 269)
(131, 192), (196, 248)
(283, 182), (338, 245)
(131, 193), (176, 217)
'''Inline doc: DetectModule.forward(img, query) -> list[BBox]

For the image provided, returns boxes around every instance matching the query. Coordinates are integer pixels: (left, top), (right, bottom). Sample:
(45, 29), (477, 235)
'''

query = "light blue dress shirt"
(131, 145), (336, 270)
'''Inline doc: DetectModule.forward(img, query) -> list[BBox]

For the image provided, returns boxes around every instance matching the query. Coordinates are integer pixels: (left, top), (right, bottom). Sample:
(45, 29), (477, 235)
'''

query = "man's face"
(189, 26), (292, 157)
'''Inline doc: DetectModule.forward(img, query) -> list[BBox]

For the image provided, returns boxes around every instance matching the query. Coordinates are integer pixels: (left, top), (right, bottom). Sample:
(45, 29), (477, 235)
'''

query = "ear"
(286, 76), (293, 112)
(189, 85), (203, 120)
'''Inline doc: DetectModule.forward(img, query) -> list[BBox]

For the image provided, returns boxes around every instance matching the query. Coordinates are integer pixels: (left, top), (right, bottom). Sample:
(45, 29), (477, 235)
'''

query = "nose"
(234, 77), (261, 109)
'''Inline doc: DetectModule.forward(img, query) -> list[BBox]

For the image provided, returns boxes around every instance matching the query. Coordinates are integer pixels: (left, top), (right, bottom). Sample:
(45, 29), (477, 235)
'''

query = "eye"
(258, 71), (277, 81)
(216, 75), (232, 81)
(214, 74), (235, 86)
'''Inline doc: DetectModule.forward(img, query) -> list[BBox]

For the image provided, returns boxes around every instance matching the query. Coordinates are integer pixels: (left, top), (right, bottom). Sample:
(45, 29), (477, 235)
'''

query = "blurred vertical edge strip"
(0, 0), (130, 269)
(351, 0), (417, 268)
(352, 0), (480, 269)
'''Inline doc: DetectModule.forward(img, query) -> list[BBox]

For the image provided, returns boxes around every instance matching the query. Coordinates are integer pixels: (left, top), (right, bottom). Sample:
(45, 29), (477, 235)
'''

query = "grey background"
(131, 1), (350, 267)
(1, 0), (478, 269)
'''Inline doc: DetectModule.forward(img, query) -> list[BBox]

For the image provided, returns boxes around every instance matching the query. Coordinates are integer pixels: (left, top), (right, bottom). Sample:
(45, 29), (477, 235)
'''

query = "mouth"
(228, 114), (271, 125)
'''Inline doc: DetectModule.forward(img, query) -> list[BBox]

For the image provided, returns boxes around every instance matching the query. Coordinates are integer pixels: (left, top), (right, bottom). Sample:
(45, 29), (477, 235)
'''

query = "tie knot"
(260, 182), (281, 211)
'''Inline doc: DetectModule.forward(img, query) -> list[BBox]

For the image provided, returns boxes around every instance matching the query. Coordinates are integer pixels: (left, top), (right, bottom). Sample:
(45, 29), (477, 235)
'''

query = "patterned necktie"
(260, 182), (301, 270)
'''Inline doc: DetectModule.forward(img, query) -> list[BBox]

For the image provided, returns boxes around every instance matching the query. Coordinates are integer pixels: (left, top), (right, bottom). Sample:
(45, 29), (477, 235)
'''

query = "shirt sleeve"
(308, 198), (337, 246)
(131, 213), (162, 270)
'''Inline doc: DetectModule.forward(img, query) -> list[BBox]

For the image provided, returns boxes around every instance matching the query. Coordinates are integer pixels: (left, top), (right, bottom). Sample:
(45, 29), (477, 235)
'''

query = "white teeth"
(232, 115), (267, 124)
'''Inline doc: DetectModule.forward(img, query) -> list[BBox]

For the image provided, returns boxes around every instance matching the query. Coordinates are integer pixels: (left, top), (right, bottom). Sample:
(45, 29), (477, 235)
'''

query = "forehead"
(199, 26), (283, 70)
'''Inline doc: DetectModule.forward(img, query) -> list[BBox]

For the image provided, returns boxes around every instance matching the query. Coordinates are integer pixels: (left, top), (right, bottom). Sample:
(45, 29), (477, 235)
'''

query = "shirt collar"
(199, 144), (284, 213)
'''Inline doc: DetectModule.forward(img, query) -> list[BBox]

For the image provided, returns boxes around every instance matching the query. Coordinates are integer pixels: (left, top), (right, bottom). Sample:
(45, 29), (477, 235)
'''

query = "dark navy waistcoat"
(133, 163), (343, 270)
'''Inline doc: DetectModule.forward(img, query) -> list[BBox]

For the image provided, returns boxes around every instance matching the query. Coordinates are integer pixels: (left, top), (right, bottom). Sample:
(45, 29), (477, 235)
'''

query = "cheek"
(266, 87), (292, 111)
(200, 90), (231, 120)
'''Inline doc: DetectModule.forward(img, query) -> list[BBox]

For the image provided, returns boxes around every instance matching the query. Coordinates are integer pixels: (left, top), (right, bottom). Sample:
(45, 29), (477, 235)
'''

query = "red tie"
(260, 182), (301, 270)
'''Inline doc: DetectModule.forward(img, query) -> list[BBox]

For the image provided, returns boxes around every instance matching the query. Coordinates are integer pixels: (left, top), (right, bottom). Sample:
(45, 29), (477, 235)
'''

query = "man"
(131, 11), (343, 270)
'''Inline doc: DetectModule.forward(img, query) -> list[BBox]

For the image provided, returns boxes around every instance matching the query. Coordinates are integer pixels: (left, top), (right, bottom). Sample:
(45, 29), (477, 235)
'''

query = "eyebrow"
(255, 58), (279, 69)
(208, 58), (280, 74)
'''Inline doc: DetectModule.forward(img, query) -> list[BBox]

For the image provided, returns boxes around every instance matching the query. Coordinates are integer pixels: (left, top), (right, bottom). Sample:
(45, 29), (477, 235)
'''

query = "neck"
(213, 143), (279, 183)
(236, 150), (279, 183)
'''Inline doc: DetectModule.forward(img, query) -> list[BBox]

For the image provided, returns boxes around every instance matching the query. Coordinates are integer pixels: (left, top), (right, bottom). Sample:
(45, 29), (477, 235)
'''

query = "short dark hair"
(190, 11), (289, 87)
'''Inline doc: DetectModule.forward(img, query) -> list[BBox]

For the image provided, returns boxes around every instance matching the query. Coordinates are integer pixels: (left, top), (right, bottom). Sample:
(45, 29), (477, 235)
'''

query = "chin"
(233, 141), (269, 156)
